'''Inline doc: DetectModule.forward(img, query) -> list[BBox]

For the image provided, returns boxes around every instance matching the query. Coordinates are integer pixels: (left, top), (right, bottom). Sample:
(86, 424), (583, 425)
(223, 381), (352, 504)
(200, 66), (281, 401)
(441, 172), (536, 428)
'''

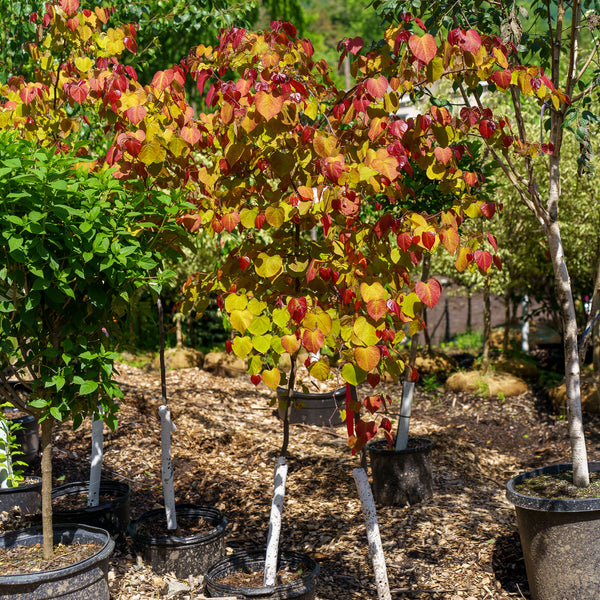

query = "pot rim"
(367, 437), (434, 454)
(0, 523), (114, 584)
(276, 385), (347, 400)
(0, 475), (42, 494)
(506, 462), (600, 512)
(51, 479), (130, 515)
(205, 548), (319, 596)
(127, 503), (227, 546)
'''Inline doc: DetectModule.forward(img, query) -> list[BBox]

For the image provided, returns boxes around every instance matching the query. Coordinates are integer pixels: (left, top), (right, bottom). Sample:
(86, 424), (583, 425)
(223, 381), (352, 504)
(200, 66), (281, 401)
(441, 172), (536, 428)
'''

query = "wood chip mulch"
(6, 361), (597, 600)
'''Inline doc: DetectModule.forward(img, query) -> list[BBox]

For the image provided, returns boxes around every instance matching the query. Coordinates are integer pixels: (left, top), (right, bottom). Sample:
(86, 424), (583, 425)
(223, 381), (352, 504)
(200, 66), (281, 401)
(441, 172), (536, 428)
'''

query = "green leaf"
(79, 380), (99, 395)
(28, 399), (48, 409)
(50, 406), (63, 421)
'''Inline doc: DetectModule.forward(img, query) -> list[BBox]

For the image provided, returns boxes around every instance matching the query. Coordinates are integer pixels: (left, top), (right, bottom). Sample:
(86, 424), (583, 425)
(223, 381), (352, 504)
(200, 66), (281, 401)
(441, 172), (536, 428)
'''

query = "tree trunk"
(281, 356), (297, 457)
(175, 313), (184, 349)
(466, 293), (472, 332)
(503, 293), (510, 354)
(481, 275), (491, 374)
(41, 416), (54, 559)
(547, 219), (589, 486)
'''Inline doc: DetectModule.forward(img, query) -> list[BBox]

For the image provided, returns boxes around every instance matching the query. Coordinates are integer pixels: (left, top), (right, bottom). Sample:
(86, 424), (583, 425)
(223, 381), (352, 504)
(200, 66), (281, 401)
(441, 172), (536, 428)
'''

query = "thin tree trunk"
(466, 293), (472, 332)
(547, 219), (589, 486)
(481, 275), (491, 373)
(281, 356), (296, 457)
(503, 293), (510, 354)
(41, 416), (54, 559)
(578, 259), (600, 366)
(175, 313), (184, 349)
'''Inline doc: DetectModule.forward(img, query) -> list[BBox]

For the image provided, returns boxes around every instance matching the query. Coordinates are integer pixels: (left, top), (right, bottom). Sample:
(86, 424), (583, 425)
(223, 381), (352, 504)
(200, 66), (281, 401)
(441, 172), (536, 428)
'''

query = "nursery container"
(276, 386), (345, 427)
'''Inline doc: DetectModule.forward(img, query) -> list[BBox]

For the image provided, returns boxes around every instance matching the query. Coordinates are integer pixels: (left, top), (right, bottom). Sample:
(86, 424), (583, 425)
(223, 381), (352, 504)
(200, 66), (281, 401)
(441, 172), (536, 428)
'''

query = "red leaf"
(123, 36), (138, 54)
(355, 419), (378, 443)
(386, 299), (402, 317)
(408, 33), (437, 65)
(491, 69), (512, 89)
(60, 0), (79, 16)
(302, 329), (325, 354)
(459, 29), (482, 53)
(19, 86), (38, 105)
(238, 256), (250, 271)
(480, 202), (496, 219)
(415, 279), (442, 309)
(366, 373), (381, 388)
(493, 255), (503, 270)
(479, 119), (496, 140)
(474, 250), (493, 273)
(397, 232), (413, 252)
(364, 395), (382, 414)
(487, 233), (498, 251)
(68, 82), (89, 104)
(225, 340), (233, 354)
(421, 231), (436, 250)
(251, 374), (261, 386)
(288, 297), (307, 325)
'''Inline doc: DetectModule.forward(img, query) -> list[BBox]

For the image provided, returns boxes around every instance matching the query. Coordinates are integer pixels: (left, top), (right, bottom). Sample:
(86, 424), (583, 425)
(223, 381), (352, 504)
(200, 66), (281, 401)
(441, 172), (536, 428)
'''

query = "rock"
(203, 351), (247, 377)
(166, 581), (191, 596)
(549, 378), (600, 414)
(398, 349), (458, 378)
(445, 370), (528, 397)
(151, 347), (204, 370)
(491, 358), (539, 381)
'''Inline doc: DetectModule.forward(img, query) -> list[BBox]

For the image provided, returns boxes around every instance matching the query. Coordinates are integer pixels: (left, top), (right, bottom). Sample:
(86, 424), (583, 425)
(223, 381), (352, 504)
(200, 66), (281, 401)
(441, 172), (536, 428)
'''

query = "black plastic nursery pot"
(205, 549), (320, 599)
(367, 438), (434, 506)
(127, 504), (228, 578)
(506, 462), (600, 600)
(276, 386), (345, 427)
(2, 406), (39, 464)
(51, 479), (130, 537)
(0, 475), (41, 514)
(0, 523), (114, 600)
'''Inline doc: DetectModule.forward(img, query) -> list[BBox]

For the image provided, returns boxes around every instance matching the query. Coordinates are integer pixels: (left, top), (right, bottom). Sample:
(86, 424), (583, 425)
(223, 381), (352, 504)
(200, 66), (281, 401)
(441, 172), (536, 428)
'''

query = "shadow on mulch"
(492, 531), (529, 598)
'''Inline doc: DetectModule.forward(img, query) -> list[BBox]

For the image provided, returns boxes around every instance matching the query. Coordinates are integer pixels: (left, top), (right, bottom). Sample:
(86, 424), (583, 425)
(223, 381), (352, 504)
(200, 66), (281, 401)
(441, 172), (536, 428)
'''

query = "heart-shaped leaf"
(415, 279), (442, 309)
(354, 345), (381, 372)
(408, 33), (437, 65)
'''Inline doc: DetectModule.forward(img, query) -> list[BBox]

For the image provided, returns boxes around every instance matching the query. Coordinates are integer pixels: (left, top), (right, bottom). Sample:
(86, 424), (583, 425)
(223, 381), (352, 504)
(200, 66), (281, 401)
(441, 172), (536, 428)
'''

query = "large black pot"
(2, 406), (39, 464)
(0, 475), (41, 514)
(205, 549), (320, 599)
(0, 524), (114, 600)
(51, 480), (130, 537)
(276, 386), (345, 427)
(506, 462), (600, 600)
(367, 438), (434, 506)
(127, 504), (227, 578)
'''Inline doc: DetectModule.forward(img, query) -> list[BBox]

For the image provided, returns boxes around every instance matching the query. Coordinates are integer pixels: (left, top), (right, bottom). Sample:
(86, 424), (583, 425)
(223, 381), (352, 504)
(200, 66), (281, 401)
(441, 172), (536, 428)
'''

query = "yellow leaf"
(75, 56), (93, 72)
(255, 91), (284, 120)
(360, 282), (387, 303)
(352, 316), (379, 346)
(224, 294), (248, 312)
(248, 315), (271, 336)
(230, 309), (254, 334)
(252, 334), (272, 354)
(232, 336), (253, 359)
(255, 253), (283, 280)
(401, 292), (421, 319)
(262, 368), (281, 390)
(138, 139), (166, 165)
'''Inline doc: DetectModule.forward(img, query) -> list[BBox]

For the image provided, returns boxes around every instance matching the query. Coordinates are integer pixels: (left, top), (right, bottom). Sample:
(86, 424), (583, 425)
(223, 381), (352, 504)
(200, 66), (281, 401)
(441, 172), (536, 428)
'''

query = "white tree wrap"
(158, 404), (178, 530)
(264, 456), (288, 586)
(395, 381), (414, 451)
(352, 468), (392, 600)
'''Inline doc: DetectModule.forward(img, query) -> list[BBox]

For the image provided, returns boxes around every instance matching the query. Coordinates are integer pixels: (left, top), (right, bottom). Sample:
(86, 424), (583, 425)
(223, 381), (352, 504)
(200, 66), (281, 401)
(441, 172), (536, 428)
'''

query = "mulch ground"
(8, 358), (599, 600)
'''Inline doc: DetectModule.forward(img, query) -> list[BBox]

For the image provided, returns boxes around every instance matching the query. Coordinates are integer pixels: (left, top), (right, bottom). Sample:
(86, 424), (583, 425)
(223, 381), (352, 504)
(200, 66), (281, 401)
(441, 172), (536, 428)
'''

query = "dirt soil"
(10, 359), (600, 600)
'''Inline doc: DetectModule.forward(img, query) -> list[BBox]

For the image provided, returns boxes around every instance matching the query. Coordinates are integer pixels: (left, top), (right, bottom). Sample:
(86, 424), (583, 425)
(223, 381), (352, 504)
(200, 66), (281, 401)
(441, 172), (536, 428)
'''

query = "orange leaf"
(360, 281), (386, 303)
(366, 299), (387, 321)
(125, 106), (147, 126)
(408, 33), (437, 65)
(221, 212), (240, 232)
(434, 146), (453, 165)
(440, 228), (460, 255)
(365, 76), (388, 99)
(19, 86), (38, 105)
(60, 0), (79, 16)
(255, 91), (284, 120)
(302, 329), (325, 354)
(281, 334), (301, 355)
(415, 279), (441, 309)
(313, 133), (338, 158)
(181, 125), (201, 146)
(455, 246), (472, 272)
(152, 69), (174, 93)
(354, 346), (381, 372)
